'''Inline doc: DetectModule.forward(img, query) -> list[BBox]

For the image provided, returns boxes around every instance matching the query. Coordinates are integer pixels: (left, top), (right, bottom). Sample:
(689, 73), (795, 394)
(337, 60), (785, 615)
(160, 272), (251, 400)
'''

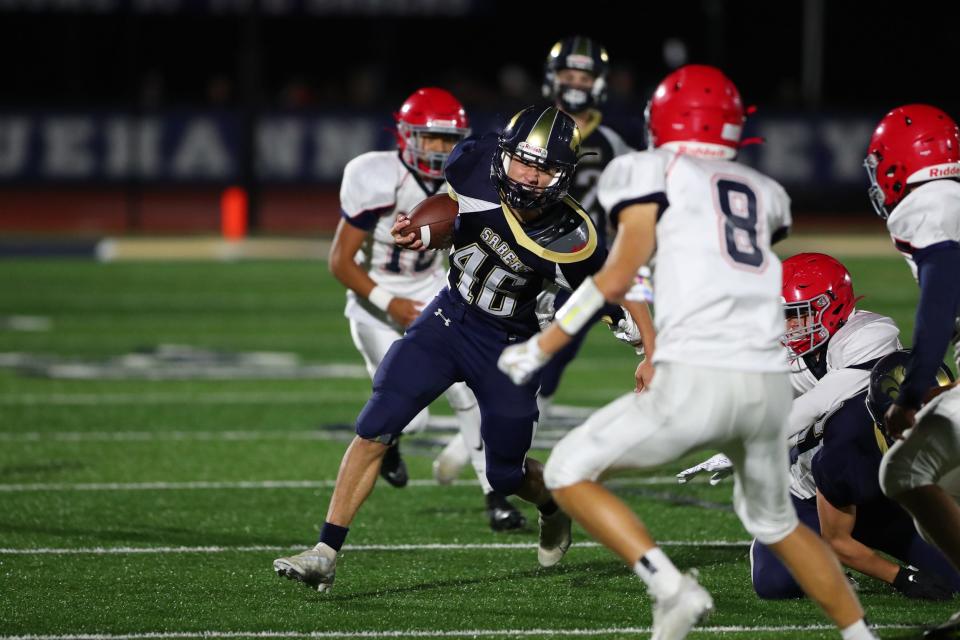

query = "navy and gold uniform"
(750, 390), (960, 599)
(355, 132), (606, 495)
(566, 111), (633, 244)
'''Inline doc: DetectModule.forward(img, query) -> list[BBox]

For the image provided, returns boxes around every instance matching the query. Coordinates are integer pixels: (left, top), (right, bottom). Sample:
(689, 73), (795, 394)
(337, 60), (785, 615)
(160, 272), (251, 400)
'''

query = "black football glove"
(893, 566), (955, 601)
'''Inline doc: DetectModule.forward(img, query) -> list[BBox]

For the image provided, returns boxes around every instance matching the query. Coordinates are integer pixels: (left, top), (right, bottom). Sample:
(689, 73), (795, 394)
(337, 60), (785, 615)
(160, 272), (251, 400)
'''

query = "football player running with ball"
(274, 105), (653, 592)
(325, 87), (525, 531)
(498, 65), (878, 640)
(865, 104), (960, 638)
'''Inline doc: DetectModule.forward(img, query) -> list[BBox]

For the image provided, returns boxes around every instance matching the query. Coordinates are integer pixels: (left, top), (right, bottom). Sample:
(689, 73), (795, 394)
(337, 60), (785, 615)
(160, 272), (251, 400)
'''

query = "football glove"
(535, 288), (558, 331)
(609, 308), (643, 350)
(498, 337), (551, 385)
(676, 453), (734, 486)
(893, 566), (954, 601)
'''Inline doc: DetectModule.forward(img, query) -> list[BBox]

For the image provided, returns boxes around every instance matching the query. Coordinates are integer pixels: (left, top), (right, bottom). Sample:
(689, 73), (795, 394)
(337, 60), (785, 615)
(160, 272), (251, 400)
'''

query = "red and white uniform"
(788, 310), (901, 499)
(339, 151), (447, 332)
(545, 146), (800, 544)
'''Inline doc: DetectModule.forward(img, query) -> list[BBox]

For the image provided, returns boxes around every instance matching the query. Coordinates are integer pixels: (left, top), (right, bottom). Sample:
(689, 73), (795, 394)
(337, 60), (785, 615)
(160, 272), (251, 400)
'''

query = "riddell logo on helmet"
(909, 163), (960, 183)
(517, 141), (548, 159)
(564, 54), (594, 71)
(929, 166), (960, 178)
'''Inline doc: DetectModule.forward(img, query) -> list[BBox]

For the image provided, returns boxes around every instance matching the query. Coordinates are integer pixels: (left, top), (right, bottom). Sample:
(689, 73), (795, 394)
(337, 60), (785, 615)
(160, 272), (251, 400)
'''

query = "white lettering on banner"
(171, 119), (232, 178)
(43, 117), (95, 178)
(257, 118), (304, 179)
(0, 118), (30, 176)
(312, 119), (375, 180)
(105, 118), (161, 179)
(755, 121), (813, 182)
(820, 121), (874, 182)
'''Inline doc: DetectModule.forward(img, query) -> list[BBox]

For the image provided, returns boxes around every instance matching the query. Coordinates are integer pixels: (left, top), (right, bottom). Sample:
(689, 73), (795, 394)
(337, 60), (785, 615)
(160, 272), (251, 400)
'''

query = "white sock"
(633, 547), (683, 600)
(840, 619), (875, 640)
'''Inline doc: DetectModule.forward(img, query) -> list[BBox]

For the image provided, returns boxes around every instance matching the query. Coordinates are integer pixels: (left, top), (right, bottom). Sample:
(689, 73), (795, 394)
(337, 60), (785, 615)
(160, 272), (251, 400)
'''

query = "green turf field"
(0, 254), (956, 639)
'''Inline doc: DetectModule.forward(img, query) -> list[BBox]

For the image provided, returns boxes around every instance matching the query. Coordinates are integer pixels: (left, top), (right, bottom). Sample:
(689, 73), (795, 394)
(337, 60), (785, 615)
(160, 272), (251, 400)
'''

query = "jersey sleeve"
(766, 179), (792, 244)
(555, 243), (608, 291)
(887, 181), (960, 251)
(597, 152), (670, 227)
(786, 367), (871, 440)
(339, 152), (398, 231)
(825, 312), (900, 370)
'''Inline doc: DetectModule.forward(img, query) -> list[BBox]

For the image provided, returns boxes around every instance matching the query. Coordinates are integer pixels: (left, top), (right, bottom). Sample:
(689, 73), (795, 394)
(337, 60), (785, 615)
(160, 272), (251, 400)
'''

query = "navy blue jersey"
(812, 390), (893, 510)
(443, 133), (608, 336)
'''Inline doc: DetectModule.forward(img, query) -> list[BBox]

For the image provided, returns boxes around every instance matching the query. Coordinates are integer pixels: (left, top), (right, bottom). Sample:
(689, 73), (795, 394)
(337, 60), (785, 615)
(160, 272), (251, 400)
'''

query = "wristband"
(555, 277), (605, 336)
(368, 286), (395, 312)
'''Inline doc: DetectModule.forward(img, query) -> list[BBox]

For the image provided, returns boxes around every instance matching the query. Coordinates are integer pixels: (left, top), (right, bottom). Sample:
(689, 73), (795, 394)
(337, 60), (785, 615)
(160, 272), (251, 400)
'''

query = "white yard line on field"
(0, 540), (751, 555)
(0, 428), (578, 443)
(0, 623), (918, 639)
(0, 476), (680, 492)
(0, 391), (371, 405)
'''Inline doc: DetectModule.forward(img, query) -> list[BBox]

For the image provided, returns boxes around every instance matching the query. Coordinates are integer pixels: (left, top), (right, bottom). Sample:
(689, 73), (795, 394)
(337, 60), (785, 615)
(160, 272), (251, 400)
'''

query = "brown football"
(407, 193), (458, 250)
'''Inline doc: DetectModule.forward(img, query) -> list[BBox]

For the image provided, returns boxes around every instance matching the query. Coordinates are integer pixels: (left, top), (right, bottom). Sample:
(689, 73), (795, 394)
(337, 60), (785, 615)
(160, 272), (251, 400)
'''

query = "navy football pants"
(355, 288), (541, 495)
(751, 494), (960, 599)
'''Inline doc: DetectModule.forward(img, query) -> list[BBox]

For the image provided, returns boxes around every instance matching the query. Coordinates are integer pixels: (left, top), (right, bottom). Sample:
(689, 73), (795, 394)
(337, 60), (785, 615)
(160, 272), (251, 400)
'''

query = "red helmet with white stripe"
(864, 104), (960, 218)
(645, 64), (745, 159)
(395, 88), (471, 180)
(781, 253), (856, 358)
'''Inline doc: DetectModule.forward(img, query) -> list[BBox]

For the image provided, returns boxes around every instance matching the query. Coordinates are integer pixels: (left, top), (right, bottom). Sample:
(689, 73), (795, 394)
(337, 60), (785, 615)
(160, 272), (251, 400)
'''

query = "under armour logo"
(434, 308), (451, 327)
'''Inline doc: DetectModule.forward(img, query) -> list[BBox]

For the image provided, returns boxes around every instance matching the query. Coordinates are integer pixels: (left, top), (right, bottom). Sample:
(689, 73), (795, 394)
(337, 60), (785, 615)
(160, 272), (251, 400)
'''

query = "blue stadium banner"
(0, 110), (873, 188)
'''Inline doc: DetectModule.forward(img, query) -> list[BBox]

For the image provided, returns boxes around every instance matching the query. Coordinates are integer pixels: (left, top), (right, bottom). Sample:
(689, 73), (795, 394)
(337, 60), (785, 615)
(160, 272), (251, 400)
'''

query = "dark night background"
(0, 0), (957, 234)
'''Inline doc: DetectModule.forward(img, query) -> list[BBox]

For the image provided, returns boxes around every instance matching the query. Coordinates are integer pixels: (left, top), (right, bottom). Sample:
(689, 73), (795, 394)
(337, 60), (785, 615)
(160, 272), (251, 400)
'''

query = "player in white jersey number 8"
(498, 65), (877, 640)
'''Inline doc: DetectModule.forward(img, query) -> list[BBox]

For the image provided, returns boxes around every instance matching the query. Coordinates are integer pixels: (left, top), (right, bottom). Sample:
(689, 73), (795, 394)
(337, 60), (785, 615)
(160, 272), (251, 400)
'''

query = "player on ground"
(432, 36), (634, 482)
(498, 65), (878, 639)
(679, 255), (957, 600)
(327, 86), (525, 530)
(864, 104), (960, 638)
(274, 106), (653, 592)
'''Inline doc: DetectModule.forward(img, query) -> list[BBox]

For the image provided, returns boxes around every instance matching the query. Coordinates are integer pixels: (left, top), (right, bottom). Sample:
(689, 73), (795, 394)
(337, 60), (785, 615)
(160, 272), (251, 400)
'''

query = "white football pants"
(544, 362), (799, 545)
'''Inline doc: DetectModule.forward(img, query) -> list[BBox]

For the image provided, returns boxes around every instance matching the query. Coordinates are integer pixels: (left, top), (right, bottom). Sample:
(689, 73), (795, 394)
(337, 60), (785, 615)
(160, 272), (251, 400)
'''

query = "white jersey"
(339, 151), (447, 330)
(886, 179), (960, 280)
(598, 147), (792, 371)
(787, 310), (901, 499)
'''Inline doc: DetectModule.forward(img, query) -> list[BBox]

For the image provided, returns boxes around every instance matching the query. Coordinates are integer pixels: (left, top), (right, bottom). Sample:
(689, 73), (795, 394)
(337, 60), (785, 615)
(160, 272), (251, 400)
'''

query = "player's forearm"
(623, 299), (655, 357)
(824, 535), (899, 584)
(329, 256), (378, 299)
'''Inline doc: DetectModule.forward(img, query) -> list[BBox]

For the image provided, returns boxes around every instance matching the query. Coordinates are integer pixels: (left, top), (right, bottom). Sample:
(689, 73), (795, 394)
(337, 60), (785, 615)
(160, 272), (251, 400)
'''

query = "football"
(407, 193), (458, 250)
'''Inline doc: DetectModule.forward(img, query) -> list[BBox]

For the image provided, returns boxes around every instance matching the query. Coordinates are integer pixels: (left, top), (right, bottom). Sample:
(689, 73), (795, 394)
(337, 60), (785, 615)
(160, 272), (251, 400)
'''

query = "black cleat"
(380, 441), (408, 488)
(485, 491), (527, 531)
(925, 610), (960, 639)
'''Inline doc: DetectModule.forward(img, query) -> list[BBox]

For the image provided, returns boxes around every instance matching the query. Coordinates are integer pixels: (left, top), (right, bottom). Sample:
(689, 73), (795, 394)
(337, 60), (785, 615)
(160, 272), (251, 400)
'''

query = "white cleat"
(432, 434), (470, 485)
(651, 572), (714, 640)
(273, 543), (337, 592)
(537, 509), (572, 567)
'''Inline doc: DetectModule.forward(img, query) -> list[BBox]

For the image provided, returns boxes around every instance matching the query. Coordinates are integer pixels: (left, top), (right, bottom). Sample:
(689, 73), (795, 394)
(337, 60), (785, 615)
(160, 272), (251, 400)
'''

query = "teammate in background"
(864, 104), (960, 638)
(499, 66), (878, 639)
(432, 36), (634, 483)
(325, 87), (525, 530)
(274, 106), (653, 593)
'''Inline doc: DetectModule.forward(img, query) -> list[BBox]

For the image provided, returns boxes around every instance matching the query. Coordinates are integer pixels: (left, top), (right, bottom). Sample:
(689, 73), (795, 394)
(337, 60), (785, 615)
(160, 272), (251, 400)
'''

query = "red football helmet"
(781, 253), (856, 358)
(645, 64), (745, 159)
(864, 104), (960, 218)
(395, 88), (471, 180)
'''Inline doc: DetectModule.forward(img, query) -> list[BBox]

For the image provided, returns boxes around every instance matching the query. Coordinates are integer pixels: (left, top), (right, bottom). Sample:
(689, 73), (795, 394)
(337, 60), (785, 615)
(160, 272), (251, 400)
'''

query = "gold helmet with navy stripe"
(492, 106), (581, 210)
(866, 349), (955, 437)
(542, 35), (609, 113)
